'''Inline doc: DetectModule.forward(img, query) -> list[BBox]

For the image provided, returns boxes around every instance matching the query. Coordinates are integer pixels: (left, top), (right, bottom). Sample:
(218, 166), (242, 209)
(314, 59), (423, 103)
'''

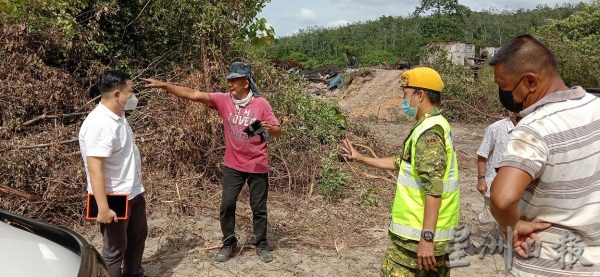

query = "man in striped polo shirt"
(490, 34), (600, 276)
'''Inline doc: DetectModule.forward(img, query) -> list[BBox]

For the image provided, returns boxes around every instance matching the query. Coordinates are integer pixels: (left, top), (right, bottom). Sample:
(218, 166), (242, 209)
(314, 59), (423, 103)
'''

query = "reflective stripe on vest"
(389, 114), (460, 241)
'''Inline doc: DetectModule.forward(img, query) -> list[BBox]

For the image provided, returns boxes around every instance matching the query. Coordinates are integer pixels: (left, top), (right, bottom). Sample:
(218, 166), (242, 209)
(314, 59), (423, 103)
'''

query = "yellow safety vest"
(389, 114), (460, 241)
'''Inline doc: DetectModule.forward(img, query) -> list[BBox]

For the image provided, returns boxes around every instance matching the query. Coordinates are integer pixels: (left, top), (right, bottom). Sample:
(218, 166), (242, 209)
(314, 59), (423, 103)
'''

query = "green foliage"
(268, 4), (580, 69)
(318, 150), (348, 198)
(89, 0), (270, 69)
(267, 73), (347, 145)
(536, 2), (600, 87)
(420, 14), (465, 41)
(1, 0), (272, 79)
(413, 0), (462, 15)
(248, 18), (275, 46)
(247, 45), (348, 145)
(423, 47), (502, 121)
(360, 50), (395, 66)
(0, 0), (87, 38)
(358, 186), (380, 206)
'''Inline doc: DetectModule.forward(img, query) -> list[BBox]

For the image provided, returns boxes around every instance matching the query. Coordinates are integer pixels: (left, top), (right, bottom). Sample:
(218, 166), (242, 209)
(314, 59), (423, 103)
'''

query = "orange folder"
(86, 193), (129, 220)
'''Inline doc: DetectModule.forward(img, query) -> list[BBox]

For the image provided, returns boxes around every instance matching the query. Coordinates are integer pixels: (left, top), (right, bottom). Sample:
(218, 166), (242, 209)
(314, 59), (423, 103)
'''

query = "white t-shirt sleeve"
(83, 126), (114, 157)
(477, 125), (494, 158)
(499, 126), (549, 179)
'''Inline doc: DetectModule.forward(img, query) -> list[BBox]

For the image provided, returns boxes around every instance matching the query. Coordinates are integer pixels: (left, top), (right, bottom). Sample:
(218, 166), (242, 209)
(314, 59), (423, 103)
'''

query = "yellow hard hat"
(399, 67), (444, 93)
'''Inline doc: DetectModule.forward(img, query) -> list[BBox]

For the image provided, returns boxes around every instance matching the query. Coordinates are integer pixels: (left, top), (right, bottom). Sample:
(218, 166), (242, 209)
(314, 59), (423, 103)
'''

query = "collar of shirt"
(403, 107), (442, 147)
(520, 86), (587, 117)
(415, 107), (442, 126)
(98, 103), (123, 121)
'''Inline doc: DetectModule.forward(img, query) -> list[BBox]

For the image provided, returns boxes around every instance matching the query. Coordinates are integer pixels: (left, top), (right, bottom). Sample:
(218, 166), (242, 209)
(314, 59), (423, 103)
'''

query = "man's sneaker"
(215, 244), (235, 262)
(256, 247), (274, 263)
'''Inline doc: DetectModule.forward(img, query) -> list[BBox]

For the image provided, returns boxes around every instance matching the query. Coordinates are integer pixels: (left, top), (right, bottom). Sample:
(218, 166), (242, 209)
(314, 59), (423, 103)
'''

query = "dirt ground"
(74, 69), (507, 276)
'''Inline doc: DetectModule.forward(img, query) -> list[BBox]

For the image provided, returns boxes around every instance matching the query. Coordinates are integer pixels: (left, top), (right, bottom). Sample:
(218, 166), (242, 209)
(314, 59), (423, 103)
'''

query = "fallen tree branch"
(22, 112), (88, 126)
(274, 148), (293, 190)
(132, 46), (179, 80)
(353, 143), (397, 180)
(13, 138), (78, 151)
(343, 158), (395, 185)
(0, 185), (35, 200)
(74, 95), (101, 113)
(174, 174), (205, 182)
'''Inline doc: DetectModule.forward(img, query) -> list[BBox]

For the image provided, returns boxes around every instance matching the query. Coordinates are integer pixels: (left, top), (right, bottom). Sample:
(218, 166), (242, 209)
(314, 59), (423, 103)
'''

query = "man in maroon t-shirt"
(143, 62), (281, 263)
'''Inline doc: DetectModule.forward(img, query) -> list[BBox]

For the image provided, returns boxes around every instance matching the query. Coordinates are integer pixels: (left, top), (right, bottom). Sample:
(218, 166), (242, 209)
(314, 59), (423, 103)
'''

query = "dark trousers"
(100, 193), (148, 277)
(220, 166), (269, 248)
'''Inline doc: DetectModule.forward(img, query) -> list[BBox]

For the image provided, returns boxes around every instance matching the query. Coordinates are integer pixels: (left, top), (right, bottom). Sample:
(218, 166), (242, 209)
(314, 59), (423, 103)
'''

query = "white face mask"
(124, 94), (138, 110)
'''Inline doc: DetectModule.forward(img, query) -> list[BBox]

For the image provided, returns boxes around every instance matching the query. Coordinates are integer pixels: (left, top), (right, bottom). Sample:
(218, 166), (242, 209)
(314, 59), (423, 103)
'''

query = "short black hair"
(423, 89), (441, 105)
(95, 70), (130, 96)
(490, 34), (559, 75)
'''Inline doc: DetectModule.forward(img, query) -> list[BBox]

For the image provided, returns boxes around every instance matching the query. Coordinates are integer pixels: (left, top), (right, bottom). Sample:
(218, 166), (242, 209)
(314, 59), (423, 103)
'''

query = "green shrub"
(360, 50), (395, 66)
(318, 150), (348, 198)
(424, 47), (503, 122)
(536, 2), (600, 87)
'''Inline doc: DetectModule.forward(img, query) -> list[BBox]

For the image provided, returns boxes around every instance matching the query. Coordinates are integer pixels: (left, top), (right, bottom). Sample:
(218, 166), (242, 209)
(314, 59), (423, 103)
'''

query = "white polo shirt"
(78, 103), (144, 199)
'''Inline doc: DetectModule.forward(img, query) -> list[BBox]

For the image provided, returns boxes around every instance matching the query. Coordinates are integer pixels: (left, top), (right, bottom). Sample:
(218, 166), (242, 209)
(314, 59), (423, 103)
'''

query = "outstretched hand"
(141, 78), (166, 89)
(341, 139), (363, 162)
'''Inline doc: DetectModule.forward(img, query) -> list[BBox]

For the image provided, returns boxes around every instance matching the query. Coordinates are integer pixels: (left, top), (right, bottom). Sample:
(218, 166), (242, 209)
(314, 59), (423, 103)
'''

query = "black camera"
(243, 119), (270, 141)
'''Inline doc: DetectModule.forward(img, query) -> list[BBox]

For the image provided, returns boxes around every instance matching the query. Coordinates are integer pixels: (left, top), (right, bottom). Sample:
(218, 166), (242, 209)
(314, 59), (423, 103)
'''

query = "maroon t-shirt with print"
(208, 92), (279, 173)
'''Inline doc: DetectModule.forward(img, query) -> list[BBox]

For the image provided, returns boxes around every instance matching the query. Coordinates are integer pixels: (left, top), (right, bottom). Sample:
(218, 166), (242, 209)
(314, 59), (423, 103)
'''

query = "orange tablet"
(86, 193), (129, 220)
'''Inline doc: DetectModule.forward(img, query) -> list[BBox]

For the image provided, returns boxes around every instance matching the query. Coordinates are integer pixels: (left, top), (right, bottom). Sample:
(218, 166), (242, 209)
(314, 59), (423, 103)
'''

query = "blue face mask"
(402, 94), (419, 118)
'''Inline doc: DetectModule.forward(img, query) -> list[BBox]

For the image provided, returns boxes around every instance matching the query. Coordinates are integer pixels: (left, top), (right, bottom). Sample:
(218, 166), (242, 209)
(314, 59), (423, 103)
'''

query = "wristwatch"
(477, 175), (486, 180)
(421, 230), (435, 242)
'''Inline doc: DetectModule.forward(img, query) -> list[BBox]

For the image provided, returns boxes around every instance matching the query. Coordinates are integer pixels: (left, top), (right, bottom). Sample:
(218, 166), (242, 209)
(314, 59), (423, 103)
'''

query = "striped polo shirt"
(500, 87), (600, 276)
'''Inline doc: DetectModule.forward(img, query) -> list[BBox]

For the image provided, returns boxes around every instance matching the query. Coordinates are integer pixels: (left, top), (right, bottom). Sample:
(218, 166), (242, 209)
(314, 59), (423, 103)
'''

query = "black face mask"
(498, 76), (526, 113)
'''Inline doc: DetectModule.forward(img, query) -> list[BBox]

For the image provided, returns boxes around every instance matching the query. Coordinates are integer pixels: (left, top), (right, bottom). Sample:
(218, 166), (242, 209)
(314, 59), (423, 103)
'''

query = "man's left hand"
(511, 220), (551, 258)
(417, 238), (436, 271)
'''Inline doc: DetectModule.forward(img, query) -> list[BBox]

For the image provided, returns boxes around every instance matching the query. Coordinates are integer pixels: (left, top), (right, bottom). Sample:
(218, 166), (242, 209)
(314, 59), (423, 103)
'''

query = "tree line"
(268, 3), (580, 69)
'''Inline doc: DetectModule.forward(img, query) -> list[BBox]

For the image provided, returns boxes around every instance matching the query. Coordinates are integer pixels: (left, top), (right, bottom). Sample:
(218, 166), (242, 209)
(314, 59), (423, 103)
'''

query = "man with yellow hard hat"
(342, 67), (459, 276)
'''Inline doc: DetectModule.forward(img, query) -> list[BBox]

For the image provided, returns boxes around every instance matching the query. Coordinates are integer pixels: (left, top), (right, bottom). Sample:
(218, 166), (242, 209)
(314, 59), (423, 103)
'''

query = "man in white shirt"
(79, 70), (146, 277)
(469, 111), (516, 250)
(477, 111), (517, 222)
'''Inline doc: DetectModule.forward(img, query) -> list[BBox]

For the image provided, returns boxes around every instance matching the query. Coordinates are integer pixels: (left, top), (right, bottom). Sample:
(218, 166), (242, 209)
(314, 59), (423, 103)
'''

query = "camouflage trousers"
(380, 242), (450, 277)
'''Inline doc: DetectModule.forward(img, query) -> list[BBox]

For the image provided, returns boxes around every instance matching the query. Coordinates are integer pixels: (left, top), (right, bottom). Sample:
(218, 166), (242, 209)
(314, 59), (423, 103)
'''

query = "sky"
(257, 0), (591, 37)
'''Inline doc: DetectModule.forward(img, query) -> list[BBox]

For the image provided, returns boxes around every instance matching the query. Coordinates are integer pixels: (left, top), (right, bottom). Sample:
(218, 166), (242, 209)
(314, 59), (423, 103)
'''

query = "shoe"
(256, 247), (274, 263)
(215, 244), (236, 262)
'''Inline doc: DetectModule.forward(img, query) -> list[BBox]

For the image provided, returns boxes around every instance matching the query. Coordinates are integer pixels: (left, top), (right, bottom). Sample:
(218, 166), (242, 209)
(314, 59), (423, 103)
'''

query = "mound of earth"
(339, 69), (404, 121)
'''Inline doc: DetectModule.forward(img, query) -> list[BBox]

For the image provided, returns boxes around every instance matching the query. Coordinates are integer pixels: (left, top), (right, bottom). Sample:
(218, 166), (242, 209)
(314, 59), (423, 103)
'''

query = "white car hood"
(0, 221), (80, 276)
